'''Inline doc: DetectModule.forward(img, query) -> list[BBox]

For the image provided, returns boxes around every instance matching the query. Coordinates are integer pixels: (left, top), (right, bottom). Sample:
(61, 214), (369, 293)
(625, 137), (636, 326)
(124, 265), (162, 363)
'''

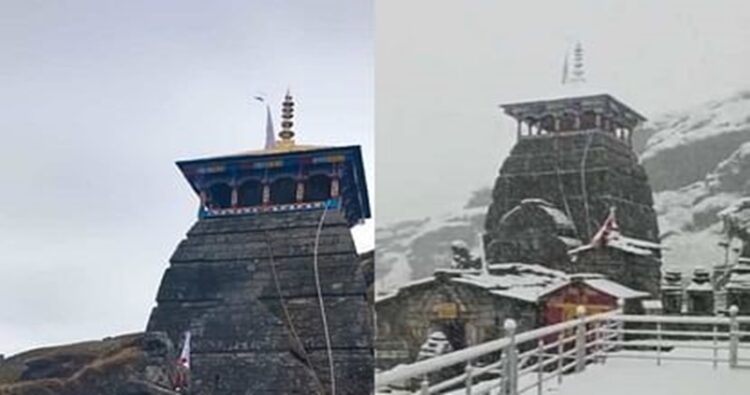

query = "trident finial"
(278, 89), (295, 146)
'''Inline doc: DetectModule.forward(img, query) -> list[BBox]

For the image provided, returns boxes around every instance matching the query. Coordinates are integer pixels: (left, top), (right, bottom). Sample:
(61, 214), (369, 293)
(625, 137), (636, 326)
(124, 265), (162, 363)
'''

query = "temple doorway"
(434, 319), (467, 351)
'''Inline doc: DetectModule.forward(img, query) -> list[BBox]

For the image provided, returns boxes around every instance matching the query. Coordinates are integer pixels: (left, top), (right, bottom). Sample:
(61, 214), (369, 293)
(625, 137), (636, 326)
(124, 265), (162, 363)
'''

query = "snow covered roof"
(558, 236), (583, 248)
(377, 263), (647, 305)
(501, 199), (576, 232)
(540, 273), (649, 300)
(569, 230), (664, 257)
(726, 273), (750, 291)
(686, 281), (713, 292)
(642, 300), (663, 310)
(584, 278), (650, 299)
(375, 276), (436, 302)
(453, 263), (569, 303)
(500, 92), (647, 127)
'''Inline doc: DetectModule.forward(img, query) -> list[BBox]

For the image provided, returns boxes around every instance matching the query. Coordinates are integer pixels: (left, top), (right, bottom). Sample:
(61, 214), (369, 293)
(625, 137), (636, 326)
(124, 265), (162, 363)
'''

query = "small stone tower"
(484, 92), (661, 294)
(147, 92), (372, 394)
(661, 270), (684, 314)
(687, 268), (714, 315)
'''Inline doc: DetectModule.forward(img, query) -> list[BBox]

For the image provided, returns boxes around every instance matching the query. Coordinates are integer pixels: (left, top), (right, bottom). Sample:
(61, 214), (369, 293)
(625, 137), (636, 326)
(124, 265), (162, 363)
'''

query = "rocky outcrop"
(0, 333), (177, 395)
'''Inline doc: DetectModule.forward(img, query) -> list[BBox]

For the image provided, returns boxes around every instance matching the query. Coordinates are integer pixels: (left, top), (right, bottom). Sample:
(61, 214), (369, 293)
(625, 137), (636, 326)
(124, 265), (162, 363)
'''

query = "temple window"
(237, 179), (263, 207)
(559, 112), (576, 131)
(523, 117), (537, 136)
(304, 174), (333, 202)
(540, 115), (555, 133)
(269, 177), (297, 205)
(580, 111), (597, 129)
(207, 183), (232, 209)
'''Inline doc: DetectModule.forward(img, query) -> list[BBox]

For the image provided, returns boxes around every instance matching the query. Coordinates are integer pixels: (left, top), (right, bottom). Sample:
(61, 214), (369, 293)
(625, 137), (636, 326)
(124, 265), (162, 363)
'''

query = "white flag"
(255, 96), (276, 149)
(264, 104), (275, 149)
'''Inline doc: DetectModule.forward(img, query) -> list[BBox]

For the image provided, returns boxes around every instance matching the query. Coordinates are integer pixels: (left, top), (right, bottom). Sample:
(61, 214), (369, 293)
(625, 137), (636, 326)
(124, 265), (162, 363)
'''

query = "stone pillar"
(726, 258), (750, 314)
(295, 180), (305, 202)
(331, 177), (340, 198)
(661, 270), (683, 315)
(262, 183), (270, 205)
(199, 190), (208, 208)
(687, 268), (714, 315)
(517, 120), (522, 139)
(231, 186), (239, 208)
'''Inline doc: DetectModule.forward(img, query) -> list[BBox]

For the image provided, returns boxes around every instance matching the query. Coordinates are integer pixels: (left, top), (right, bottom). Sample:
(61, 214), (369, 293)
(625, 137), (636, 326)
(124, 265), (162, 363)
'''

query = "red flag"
(172, 331), (191, 391)
(590, 207), (619, 247)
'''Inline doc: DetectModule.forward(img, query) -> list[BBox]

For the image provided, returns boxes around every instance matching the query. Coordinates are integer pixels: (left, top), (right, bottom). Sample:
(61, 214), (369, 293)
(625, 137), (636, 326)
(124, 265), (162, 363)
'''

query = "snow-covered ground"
(549, 346), (750, 395)
(379, 343), (750, 395)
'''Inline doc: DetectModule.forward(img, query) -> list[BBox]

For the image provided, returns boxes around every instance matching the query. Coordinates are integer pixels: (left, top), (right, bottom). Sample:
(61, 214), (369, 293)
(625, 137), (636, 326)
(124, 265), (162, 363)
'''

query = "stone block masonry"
(147, 209), (373, 395)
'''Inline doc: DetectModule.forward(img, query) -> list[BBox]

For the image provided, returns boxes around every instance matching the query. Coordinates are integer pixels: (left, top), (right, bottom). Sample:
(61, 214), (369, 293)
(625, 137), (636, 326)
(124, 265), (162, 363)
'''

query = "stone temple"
(146, 92), (373, 394)
(484, 92), (662, 295)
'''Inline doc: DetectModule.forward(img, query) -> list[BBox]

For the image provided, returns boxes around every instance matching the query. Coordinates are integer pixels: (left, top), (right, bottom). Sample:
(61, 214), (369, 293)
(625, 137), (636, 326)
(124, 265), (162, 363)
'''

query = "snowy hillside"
(638, 90), (750, 191)
(375, 190), (489, 294)
(376, 90), (750, 294)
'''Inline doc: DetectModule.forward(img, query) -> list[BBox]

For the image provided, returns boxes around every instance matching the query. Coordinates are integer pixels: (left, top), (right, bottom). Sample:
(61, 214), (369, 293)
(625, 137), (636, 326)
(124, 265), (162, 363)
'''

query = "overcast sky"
(376, 0), (750, 225)
(0, 0), (372, 356)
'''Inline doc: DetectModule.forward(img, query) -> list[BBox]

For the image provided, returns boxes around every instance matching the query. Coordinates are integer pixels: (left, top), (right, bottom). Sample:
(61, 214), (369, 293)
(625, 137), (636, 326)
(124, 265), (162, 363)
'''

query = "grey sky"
(0, 0), (372, 355)
(376, 0), (750, 225)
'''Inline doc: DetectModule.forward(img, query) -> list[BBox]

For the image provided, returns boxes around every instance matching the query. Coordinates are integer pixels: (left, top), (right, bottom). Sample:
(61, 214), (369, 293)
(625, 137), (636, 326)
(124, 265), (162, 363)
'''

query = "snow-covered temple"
(375, 261), (648, 370)
(376, 49), (666, 369)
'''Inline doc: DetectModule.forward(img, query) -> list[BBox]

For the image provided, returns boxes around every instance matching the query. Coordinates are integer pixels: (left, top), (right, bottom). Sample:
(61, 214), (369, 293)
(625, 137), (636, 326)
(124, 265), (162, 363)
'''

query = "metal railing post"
(575, 305), (587, 373)
(420, 376), (430, 395)
(536, 340), (544, 395)
(656, 321), (662, 366)
(595, 320), (604, 364)
(601, 319), (609, 364)
(502, 319), (518, 395)
(616, 299), (625, 351)
(712, 322), (718, 370)
(465, 362), (473, 395)
(729, 305), (739, 369)
(556, 331), (563, 384)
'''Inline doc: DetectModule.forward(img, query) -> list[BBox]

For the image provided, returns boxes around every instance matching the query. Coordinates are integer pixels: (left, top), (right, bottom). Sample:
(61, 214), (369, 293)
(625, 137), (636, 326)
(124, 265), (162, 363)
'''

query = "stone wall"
(485, 131), (660, 252)
(484, 200), (578, 272)
(573, 248), (661, 296)
(375, 277), (537, 370)
(147, 209), (372, 395)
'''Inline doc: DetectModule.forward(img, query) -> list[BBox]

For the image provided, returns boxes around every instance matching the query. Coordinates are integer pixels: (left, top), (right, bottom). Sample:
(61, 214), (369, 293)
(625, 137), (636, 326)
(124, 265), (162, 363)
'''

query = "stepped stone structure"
(484, 93), (662, 294)
(146, 92), (372, 394)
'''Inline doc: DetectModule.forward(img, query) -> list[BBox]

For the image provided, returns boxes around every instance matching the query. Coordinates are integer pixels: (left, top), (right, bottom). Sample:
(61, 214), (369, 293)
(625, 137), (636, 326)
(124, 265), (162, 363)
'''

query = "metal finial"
(563, 42), (586, 86)
(279, 89), (295, 144)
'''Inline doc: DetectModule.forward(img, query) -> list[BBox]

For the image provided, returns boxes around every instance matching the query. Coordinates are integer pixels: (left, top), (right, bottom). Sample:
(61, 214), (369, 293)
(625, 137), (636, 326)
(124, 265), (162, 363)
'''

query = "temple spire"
(254, 95), (276, 150)
(278, 89), (296, 149)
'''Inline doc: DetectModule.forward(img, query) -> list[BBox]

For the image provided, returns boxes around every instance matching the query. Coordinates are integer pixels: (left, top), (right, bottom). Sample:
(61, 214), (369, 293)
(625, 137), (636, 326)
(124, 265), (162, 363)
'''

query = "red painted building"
(541, 274), (648, 325)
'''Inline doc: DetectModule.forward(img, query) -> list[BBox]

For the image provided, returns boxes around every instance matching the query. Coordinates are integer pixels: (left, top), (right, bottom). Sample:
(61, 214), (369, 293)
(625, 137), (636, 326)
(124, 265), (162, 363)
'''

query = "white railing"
(375, 304), (750, 395)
